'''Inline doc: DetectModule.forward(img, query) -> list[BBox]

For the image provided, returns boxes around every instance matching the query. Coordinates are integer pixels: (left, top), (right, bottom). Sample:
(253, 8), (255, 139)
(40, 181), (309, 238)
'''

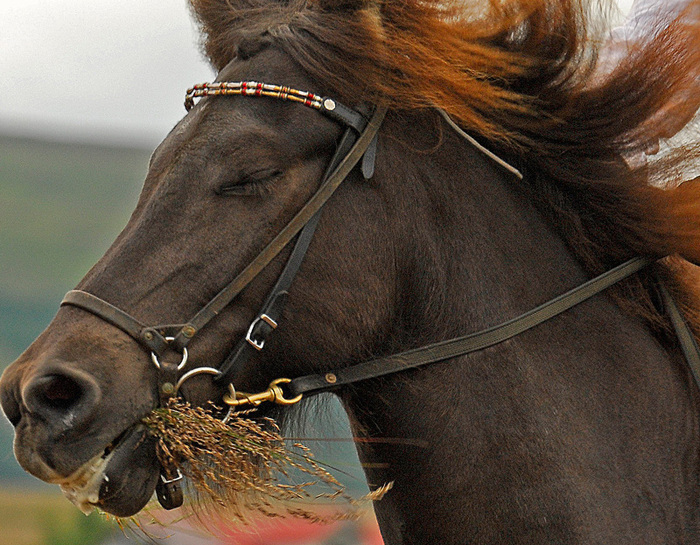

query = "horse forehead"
(216, 47), (318, 91)
(146, 106), (210, 175)
(174, 101), (209, 138)
(153, 100), (252, 169)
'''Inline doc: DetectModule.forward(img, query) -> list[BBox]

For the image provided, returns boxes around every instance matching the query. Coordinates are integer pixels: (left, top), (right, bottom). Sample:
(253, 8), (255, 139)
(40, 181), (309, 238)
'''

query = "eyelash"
(216, 169), (283, 196)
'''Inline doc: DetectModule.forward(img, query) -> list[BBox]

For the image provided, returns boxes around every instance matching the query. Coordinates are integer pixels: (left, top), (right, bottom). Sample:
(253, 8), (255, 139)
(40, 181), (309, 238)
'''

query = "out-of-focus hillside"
(0, 133), (149, 483)
(0, 134), (148, 358)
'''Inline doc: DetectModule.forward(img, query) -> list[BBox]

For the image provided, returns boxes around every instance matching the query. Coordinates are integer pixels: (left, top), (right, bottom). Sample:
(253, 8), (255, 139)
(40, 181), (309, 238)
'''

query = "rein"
(240, 257), (700, 402)
(60, 80), (700, 508)
(288, 257), (654, 397)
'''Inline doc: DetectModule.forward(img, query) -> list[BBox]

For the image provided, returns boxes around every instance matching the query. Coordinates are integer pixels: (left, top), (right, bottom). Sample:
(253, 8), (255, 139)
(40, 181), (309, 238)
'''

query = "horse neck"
(340, 111), (700, 543)
(375, 111), (592, 346)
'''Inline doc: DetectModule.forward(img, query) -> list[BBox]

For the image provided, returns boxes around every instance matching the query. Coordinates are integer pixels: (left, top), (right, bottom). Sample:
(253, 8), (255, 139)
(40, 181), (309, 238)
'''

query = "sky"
(0, 0), (213, 147)
(0, 0), (635, 148)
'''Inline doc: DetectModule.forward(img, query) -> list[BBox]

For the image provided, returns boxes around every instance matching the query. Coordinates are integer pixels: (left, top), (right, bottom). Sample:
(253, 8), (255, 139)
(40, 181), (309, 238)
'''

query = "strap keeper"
(320, 99), (368, 133)
(361, 132), (379, 180)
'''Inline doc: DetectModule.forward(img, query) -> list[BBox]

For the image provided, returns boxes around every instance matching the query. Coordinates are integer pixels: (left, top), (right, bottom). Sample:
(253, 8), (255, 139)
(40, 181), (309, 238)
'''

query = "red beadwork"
(185, 81), (325, 112)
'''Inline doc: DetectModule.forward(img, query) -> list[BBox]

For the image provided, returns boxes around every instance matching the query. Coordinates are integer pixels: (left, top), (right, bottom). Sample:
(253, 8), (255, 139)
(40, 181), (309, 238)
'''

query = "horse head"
(4, 0), (700, 541)
(0, 38), (399, 516)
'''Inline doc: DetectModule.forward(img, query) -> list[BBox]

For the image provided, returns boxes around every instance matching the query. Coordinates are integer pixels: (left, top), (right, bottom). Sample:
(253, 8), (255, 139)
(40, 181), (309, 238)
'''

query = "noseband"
(60, 79), (700, 509)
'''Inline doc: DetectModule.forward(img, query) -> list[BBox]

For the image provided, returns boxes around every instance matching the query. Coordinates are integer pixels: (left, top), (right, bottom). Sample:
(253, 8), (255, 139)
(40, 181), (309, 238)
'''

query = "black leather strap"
(170, 106), (387, 351)
(320, 99), (368, 133)
(61, 290), (169, 354)
(288, 256), (655, 397)
(215, 125), (362, 384)
(361, 133), (379, 180)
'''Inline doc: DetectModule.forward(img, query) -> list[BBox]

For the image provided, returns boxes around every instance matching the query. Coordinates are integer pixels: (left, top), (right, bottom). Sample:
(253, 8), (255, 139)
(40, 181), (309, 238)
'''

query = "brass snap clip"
(223, 378), (303, 408)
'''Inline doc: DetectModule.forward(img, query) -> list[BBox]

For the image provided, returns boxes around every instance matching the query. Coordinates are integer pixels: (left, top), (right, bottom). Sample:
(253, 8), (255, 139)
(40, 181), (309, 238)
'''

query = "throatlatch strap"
(288, 256), (655, 397)
(658, 282), (700, 388)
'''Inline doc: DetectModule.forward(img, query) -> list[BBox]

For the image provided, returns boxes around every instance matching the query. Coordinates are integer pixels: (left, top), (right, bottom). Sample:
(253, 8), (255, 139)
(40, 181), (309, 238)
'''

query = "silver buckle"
(160, 469), (183, 485)
(245, 314), (278, 350)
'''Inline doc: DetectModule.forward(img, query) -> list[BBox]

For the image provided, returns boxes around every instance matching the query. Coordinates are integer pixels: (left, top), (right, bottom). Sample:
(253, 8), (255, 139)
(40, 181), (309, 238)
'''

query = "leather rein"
(60, 81), (700, 495)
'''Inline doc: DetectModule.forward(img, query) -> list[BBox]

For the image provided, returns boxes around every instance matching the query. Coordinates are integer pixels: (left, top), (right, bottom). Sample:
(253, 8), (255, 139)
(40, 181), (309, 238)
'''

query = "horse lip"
(57, 425), (138, 515)
(96, 425), (160, 517)
(102, 428), (130, 459)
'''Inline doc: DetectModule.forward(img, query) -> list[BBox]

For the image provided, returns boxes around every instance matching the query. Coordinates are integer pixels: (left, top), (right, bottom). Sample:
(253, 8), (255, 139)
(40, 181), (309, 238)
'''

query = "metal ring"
(174, 366), (221, 394)
(151, 352), (161, 370)
(220, 384), (237, 424)
(221, 405), (234, 425)
(227, 383), (236, 400)
(150, 337), (188, 370)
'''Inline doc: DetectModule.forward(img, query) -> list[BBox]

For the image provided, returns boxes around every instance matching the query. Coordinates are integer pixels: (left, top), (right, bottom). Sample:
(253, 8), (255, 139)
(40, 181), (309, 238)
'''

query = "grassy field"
(0, 487), (112, 545)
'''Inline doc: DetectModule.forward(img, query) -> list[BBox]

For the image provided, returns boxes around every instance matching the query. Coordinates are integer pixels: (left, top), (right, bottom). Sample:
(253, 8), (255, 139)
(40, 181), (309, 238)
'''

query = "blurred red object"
(217, 512), (384, 545)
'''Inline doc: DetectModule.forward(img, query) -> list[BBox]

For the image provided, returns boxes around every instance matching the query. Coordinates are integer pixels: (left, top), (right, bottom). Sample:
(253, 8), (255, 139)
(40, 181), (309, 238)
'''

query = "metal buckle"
(160, 468), (183, 485)
(245, 314), (278, 351)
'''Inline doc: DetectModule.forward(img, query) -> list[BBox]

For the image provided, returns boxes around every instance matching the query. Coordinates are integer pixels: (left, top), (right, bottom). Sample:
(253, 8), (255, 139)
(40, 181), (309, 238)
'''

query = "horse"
(3, 0), (700, 542)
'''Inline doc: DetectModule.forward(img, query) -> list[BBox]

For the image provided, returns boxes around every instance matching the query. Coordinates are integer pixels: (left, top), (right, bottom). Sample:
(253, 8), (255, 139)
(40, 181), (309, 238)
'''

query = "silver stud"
(323, 99), (336, 111)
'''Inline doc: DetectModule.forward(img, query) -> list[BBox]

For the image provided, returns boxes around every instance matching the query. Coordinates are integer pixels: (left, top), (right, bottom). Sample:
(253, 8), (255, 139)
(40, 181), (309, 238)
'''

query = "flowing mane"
(188, 0), (700, 339)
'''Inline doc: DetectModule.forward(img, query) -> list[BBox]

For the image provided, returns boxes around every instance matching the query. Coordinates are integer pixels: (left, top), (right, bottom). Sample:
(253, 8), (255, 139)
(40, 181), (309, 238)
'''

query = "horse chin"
(59, 425), (160, 517)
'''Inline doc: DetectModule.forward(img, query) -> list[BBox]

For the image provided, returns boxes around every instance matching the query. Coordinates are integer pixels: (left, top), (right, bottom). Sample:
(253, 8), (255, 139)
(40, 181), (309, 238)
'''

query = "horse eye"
(216, 169), (283, 196)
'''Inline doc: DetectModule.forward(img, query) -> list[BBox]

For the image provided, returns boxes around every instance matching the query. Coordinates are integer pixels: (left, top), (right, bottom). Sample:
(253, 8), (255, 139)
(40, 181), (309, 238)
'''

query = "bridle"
(59, 79), (700, 509)
(62, 81), (385, 406)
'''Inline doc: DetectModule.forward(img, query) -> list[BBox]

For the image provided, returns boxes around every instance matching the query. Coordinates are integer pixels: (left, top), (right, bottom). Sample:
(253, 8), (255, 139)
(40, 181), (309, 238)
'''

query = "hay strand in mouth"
(141, 400), (391, 528)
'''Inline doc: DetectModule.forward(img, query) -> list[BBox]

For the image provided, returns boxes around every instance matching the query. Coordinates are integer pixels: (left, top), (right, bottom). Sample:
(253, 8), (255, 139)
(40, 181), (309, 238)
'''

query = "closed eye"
(216, 168), (283, 196)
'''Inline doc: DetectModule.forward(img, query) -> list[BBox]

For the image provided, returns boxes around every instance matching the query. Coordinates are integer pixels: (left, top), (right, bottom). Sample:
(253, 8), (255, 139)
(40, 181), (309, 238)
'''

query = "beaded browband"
(185, 81), (368, 132)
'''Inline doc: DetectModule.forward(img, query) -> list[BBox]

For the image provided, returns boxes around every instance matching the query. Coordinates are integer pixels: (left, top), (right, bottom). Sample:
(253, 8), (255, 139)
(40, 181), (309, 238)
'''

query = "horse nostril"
(36, 375), (84, 411)
(23, 371), (102, 427)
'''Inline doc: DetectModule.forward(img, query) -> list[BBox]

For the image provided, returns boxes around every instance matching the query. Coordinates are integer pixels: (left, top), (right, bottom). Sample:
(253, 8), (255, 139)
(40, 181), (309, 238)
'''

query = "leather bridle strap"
(214, 127), (364, 386)
(169, 105), (387, 352)
(287, 256), (656, 397)
(61, 105), (387, 358)
(61, 290), (171, 355)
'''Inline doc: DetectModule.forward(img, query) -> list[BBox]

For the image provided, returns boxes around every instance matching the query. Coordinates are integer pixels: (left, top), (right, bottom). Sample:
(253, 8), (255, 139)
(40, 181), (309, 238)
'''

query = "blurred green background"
(0, 133), (146, 544)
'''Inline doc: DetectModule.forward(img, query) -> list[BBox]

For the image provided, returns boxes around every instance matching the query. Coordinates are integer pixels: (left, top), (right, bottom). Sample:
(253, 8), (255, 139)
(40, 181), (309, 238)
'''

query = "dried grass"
(141, 400), (391, 530)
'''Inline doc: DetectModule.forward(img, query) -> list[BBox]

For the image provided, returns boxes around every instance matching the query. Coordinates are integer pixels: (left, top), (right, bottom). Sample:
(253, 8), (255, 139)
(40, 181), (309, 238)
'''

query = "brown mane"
(189, 0), (700, 340)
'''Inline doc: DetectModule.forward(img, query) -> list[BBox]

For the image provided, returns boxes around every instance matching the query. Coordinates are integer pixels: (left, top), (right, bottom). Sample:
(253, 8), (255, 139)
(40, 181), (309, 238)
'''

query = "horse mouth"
(58, 428), (130, 514)
(58, 425), (160, 517)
